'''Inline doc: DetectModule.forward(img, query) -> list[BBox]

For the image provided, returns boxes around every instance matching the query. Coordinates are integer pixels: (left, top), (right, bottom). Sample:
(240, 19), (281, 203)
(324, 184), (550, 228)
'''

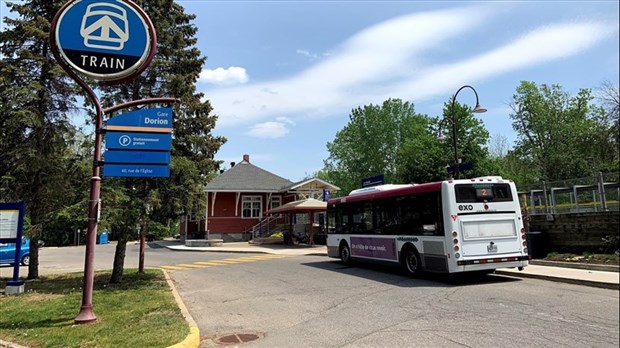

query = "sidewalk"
(153, 239), (328, 256)
(154, 240), (619, 290)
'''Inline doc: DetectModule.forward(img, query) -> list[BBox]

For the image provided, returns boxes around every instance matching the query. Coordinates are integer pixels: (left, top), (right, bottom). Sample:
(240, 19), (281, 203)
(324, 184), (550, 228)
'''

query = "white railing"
(249, 215), (280, 239)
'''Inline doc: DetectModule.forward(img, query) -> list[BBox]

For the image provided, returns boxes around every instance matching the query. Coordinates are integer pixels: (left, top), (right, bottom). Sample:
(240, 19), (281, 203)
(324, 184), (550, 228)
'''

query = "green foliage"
(393, 115), (446, 183)
(0, 0), (85, 277)
(321, 98), (494, 194)
(145, 221), (173, 241)
(92, 1), (226, 278)
(323, 99), (424, 194)
(601, 234), (620, 254)
(509, 81), (610, 183)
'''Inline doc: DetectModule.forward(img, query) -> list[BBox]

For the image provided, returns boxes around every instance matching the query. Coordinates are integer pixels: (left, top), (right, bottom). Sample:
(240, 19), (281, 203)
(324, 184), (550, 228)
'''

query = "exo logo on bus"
(458, 204), (474, 211)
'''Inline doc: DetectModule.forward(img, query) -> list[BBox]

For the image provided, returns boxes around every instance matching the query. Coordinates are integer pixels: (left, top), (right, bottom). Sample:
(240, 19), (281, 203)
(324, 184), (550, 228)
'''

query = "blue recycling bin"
(97, 231), (109, 245)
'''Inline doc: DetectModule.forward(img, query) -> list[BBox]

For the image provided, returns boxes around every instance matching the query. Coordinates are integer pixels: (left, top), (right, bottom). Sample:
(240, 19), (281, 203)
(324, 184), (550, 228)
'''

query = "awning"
(265, 198), (327, 215)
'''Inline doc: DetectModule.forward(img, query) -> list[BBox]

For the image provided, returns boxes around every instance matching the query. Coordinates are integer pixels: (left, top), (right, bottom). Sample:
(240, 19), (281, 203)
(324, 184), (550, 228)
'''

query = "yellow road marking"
(194, 261), (224, 266)
(178, 263), (209, 268)
(205, 260), (245, 264)
(161, 265), (187, 270)
(229, 258), (260, 262)
(164, 255), (289, 271)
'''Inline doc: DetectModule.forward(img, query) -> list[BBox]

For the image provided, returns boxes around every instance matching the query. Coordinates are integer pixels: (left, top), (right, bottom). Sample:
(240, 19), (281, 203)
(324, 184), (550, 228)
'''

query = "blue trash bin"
(97, 231), (109, 245)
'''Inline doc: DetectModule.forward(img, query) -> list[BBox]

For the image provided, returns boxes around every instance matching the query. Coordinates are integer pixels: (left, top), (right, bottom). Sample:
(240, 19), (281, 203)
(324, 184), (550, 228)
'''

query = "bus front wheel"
(402, 247), (421, 276)
(340, 243), (351, 265)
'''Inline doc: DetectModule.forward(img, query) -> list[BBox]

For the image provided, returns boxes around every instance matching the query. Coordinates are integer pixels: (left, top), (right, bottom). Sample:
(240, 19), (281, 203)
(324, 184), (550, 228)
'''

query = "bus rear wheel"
(402, 247), (421, 276)
(340, 243), (351, 265)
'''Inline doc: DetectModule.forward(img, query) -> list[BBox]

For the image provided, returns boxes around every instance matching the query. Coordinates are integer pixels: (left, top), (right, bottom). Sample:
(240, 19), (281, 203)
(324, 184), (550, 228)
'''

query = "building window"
(271, 196), (282, 210)
(242, 196), (262, 218)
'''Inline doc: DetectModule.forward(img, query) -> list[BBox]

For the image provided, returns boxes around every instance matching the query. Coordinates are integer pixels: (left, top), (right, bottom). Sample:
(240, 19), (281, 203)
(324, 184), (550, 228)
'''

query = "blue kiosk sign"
(53, 0), (155, 83)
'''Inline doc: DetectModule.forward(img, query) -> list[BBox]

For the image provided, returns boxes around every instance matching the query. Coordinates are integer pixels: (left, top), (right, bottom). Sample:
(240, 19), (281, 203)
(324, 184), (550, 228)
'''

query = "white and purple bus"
(326, 176), (529, 275)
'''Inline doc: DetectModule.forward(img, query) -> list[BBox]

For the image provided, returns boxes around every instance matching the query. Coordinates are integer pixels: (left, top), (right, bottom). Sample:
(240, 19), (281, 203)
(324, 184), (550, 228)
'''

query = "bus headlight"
(455, 252), (461, 259)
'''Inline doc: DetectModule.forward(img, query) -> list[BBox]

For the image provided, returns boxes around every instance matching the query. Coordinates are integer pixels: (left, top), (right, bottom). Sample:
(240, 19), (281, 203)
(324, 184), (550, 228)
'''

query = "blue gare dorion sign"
(52, 0), (155, 83)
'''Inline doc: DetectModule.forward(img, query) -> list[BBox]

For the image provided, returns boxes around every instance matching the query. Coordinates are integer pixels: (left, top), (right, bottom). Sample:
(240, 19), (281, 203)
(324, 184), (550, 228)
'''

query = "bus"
(326, 176), (529, 275)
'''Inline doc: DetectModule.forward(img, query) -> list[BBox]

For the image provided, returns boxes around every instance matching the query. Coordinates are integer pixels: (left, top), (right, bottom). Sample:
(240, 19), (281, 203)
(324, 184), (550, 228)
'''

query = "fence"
(518, 171), (619, 216)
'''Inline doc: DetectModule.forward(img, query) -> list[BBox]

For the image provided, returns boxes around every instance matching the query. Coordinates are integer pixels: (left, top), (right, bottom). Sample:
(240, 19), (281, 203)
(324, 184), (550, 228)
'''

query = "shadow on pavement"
(302, 259), (522, 288)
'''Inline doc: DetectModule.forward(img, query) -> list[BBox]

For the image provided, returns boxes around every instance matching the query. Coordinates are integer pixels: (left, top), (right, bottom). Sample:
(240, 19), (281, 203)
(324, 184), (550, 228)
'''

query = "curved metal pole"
(50, 50), (103, 325)
(450, 85), (481, 179)
(50, 4), (102, 323)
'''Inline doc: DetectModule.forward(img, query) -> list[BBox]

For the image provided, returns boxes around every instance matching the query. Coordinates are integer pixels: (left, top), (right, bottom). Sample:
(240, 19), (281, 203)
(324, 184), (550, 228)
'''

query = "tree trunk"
(27, 242), (39, 280)
(138, 218), (149, 273)
(110, 235), (127, 283)
(27, 224), (42, 280)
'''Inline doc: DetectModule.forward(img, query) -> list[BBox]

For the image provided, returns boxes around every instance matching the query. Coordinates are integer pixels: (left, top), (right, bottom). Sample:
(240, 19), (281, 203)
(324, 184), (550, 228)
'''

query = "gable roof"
(204, 159), (293, 193)
(283, 178), (340, 192)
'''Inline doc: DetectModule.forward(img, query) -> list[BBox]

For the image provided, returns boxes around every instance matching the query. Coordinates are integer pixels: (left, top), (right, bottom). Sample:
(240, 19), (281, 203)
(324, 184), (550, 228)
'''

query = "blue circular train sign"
(52, 0), (155, 83)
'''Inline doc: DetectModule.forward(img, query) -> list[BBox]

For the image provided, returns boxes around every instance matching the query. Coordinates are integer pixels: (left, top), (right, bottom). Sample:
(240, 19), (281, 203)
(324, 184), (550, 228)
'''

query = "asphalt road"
(5, 243), (619, 348)
(168, 253), (619, 348)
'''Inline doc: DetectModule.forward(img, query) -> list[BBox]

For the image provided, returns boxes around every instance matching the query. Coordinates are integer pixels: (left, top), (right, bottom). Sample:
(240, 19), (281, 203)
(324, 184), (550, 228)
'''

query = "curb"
(161, 269), (200, 348)
(529, 259), (619, 273)
(162, 244), (328, 257)
(494, 270), (620, 290)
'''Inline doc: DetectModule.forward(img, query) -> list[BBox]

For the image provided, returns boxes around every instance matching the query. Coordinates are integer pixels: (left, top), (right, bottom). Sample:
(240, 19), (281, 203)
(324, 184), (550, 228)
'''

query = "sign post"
(0, 202), (26, 295)
(50, 0), (157, 324)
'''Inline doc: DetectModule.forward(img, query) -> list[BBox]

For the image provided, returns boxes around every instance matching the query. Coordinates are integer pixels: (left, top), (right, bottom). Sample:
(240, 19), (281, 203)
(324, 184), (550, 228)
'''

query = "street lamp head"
(436, 131), (447, 143)
(472, 103), (487, 113)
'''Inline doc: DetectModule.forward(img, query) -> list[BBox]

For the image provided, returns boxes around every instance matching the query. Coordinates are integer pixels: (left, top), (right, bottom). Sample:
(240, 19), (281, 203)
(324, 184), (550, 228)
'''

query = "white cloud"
(199, 66), (249, 85)
(275, 116), (296, 125)
(202, 6), (616, 128)
(296, 49), (318, 60)
(385, 21), (616, 101)
(246, 121), (291, 138)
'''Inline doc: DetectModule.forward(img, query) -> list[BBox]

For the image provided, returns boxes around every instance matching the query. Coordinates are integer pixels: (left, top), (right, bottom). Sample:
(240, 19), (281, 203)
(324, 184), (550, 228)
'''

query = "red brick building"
(181, 154), (339, 241)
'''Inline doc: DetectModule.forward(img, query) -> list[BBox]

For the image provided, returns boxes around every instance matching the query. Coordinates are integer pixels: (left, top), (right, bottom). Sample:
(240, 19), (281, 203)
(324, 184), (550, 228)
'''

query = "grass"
(0, 269), (189, 348)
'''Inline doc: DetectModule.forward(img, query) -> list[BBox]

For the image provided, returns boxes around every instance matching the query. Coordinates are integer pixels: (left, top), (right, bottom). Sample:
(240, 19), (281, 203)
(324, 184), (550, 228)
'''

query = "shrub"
(601, 234), (620, 254)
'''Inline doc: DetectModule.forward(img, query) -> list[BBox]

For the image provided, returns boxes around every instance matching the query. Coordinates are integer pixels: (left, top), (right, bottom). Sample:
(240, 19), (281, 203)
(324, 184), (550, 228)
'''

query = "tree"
(509, 81), (606, 182)
(0, 0), (79, 279)
(592, 81), (620, 171)
(98, 0), (226, 283)
(323, 99), (420, 195)
(488, 134), (510, 159)
(397, 100), (494, 184)
(393, 114), (446, 184)
(444, 102), (495, 178)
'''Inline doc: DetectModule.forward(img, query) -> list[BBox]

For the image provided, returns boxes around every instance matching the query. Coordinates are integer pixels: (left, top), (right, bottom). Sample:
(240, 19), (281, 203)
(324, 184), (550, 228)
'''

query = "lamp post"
(438, 85), (487, 179)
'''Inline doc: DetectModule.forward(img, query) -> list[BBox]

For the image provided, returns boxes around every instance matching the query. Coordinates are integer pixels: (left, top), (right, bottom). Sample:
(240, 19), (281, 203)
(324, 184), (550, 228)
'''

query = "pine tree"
(0, 0), (79, 279)
(98, 0), (226, 282)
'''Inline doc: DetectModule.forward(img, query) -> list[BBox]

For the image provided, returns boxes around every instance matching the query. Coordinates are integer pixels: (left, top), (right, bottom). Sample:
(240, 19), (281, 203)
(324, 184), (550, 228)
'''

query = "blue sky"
(184, 0), (619, 181)
(2, 1), (619, 182)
